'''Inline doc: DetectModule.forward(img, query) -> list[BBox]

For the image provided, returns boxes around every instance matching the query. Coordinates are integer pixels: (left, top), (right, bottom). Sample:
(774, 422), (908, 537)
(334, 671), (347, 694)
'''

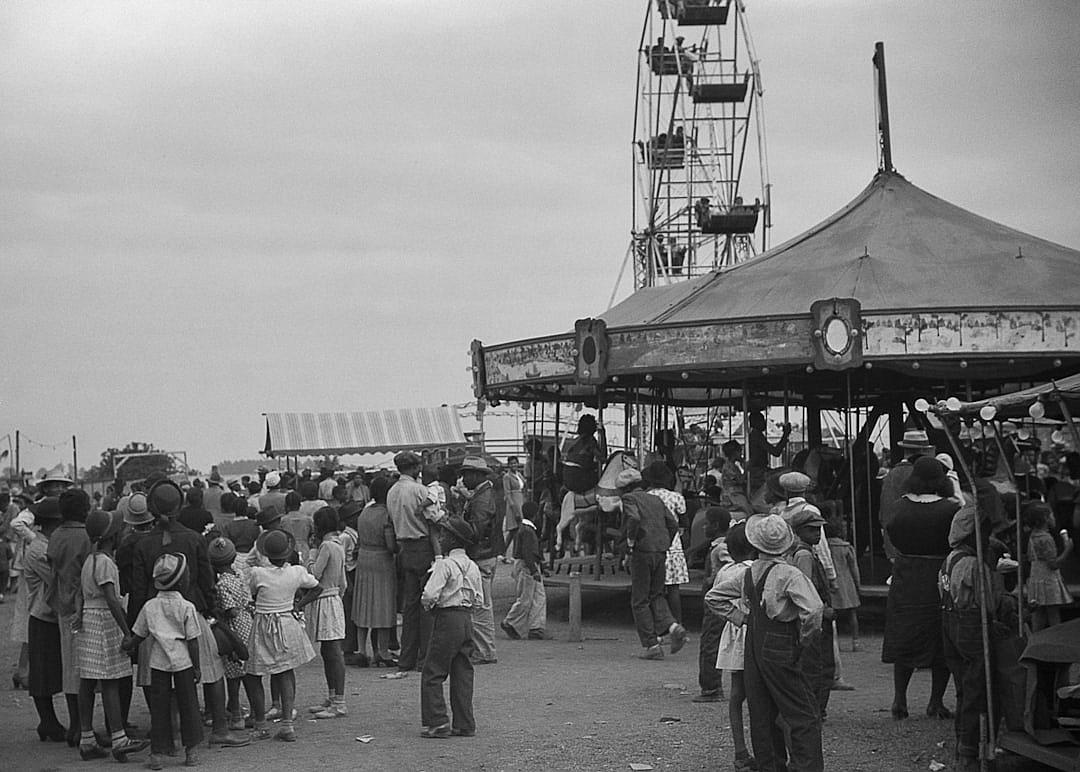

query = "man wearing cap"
(131, 480), (249, 748)
(459, 456), (499, 665)
(618, 467), (688, 660)
(710, 514), (824, 771)
(258, 471), (287, 517)
(385, 451), (440, 679)
(880, 429), (935, 560)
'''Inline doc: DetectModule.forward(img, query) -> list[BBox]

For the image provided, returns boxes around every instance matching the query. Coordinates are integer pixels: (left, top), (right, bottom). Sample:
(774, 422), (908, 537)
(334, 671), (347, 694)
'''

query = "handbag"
(212, 622), (250, 662)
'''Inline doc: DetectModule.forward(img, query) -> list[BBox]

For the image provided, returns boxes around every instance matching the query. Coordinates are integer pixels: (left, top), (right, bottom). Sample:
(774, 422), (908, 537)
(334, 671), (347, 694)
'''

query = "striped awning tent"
(263, 407), (467, 456)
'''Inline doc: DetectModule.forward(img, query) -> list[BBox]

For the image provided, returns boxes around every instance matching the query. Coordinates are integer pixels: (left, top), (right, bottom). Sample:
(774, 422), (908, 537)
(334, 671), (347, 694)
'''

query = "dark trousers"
(800, 616), (836, 719)
(629, 550), (676, 647)
(343, 567), (358, 653)
(149, 668), (203, 753)
(398, 540), (435, 672)
(420, 608), (475, 732)
(744, 624), (823, 772)
(943, 608), (994, 760)
(698, 591), (725, 694)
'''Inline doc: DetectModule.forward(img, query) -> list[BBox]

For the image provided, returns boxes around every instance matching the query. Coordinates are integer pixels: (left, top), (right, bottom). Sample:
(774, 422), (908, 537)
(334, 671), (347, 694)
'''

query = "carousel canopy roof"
(263, 407), (466, 456)
(602, 170), (1080, 327)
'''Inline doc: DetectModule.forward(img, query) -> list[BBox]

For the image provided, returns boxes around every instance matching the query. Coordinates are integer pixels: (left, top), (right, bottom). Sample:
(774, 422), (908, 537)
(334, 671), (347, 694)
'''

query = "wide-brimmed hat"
(438, 516), (476, 546)
(257, 529), (294, 562)
(745, 514), (795, 556)
(147, 480), (184, 517)
(264, 471), (281, 488)
(641, 461), (674, 489)
(615, 468), (642, 489)
(208, 536), (237, 567)
(33, 496), (62, 521)
(779, 471), (812, 494)
(124, 493), (153, 525)
(898, 429), (935, 451)
(86, 509), (123, 542)
(339, 501), (364, 523)
(459, 456), (491, 474)
(37, 472), (74, 488)
(256, 507), (283, 528)
(393, 451), (423, 470)
(153, 553), (187, 590)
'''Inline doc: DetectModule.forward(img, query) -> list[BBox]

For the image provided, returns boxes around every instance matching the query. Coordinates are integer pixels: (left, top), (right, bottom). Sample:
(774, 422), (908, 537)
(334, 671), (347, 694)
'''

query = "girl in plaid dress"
(299, 508), (348, 719)
(209, 537), (267, 738)
(73, 510), (149, 761)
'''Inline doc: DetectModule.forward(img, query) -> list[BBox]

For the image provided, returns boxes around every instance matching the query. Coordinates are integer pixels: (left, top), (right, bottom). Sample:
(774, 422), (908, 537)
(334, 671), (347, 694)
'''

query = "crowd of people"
(0, 451), (549, 765)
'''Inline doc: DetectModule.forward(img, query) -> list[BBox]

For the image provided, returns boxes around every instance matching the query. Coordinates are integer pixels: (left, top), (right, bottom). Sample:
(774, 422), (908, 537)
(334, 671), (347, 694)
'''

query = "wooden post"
(568, 571), (583, 642)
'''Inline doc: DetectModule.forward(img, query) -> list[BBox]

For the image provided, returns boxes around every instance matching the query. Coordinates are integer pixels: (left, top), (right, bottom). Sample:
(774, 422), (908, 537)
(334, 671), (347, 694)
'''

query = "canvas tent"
(263, 407), (466, 457)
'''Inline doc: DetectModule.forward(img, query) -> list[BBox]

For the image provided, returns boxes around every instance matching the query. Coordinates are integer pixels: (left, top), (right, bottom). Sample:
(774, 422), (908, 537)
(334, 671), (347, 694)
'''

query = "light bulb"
(1051, 430), (1065, 445)
(979, 404), (997, 421)
(946, 397), (962, 411)
(1029, 401), (1045, 419)
(914, 398), (930, 413)
(1018, 428), (1031, 441)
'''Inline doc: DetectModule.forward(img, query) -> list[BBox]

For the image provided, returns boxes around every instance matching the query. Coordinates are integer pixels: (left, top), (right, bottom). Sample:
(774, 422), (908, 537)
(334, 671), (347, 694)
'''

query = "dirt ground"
(0, 570), (1054, 772)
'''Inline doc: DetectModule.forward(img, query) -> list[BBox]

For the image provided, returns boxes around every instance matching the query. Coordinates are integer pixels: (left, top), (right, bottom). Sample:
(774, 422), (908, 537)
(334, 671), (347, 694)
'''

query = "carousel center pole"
(988, 423), (1025, 636)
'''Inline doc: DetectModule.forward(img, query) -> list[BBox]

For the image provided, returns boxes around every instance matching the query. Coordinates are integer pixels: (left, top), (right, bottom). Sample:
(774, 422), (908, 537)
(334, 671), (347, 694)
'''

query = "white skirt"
(306, 591), (345, 642)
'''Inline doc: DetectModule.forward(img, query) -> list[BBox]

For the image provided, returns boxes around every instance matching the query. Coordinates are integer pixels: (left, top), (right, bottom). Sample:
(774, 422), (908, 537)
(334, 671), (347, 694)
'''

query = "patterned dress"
(76, 552), (131, 680)
(215, 569), (254, 680)
(649, 488), (689, 585)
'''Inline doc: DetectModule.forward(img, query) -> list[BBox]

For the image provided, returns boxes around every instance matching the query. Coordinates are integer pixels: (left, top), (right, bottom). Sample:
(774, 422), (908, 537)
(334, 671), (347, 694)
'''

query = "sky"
(2, 0), (1079, 474)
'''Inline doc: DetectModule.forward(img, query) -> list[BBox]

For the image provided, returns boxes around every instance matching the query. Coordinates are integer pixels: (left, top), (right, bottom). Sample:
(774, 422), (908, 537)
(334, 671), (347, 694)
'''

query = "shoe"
(274, 728), (296, 742)
(66, 726), (80, 747)
(420, 724), (451, 739)
(926, 704), (953, 720)
(344, 652), (370, 668)
(95, 730), (112, 747)
(311, 704), (347, 719)
(251, 727), (273, 741)
(639, 644), (664, 660)
(208, 730), (251, 748)
(36, 723), (67, 742)
(500, 621), (521, 640)
(111, 737), (149, 760)
(308, 698), (332, 714)
(380, 670), (410, 680)
(450, 727), (475, 737)
(831, 679), (856, 691)
(79, 744), (108, 760)
(265, 708), (297, 722)
(148, 753), (164, 771)
(668, 624), (688, 654)
(692, 691), (723, 703)
(733, 755), (759, 771)
(527, 629), (552, 640)
(184, 748), (200, 767)
(228, 715), (246, 731)
(890, 704), (909, 720)
(372, 656), (398, 668)
(471, 658), (498, 665)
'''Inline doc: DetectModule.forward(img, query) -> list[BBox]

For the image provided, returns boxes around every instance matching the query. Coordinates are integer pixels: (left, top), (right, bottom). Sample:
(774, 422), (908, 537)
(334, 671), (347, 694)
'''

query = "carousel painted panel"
(862, 310), (1080, 356)
(607, 319), (812, 371)
(483, 338), (576, 385)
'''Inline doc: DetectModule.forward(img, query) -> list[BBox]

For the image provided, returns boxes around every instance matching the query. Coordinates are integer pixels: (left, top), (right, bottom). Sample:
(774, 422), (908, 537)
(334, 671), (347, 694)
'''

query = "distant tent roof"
(263, 407), (466, 456)
(601, 170), (1080, 328)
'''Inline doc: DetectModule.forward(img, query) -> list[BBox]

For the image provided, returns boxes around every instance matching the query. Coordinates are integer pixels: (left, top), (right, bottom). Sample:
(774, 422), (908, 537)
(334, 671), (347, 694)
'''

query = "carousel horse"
(555, 451), (639, 555)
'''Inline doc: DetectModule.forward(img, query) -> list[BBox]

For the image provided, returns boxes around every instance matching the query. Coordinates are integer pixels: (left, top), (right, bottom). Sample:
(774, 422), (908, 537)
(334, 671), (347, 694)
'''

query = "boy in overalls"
(714, 513), (824, 772)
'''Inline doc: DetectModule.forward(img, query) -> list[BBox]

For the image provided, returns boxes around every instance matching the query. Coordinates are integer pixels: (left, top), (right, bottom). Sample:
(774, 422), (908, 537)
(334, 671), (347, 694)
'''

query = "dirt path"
(0, 571), (1049, 771)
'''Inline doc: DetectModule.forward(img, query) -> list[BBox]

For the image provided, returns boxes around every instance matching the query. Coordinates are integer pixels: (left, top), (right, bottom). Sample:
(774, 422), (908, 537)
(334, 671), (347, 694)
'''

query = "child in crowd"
(125, 553), (203, 769)
(694, 506), (731, 703)
(826, 516), (861, 651)
(281, 492), (312, 565)
(788, 505), (835, 721)
(300, 508), (348, 719)
(1024, 501), (1074, 630)
(247, 530), (318, 741)
(705, 522), (755, 770)
(208, 537), (267, 738)
(224, 499), (260, 553)
(500, 502), (548, 641)
(420, 517), (483, 738)
(74, 509), (148, 761)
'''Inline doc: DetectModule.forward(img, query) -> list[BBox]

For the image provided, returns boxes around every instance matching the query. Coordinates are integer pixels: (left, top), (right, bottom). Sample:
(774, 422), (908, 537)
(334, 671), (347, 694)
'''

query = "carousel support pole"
(937, 414), (997, 759)
(806, 397), (822, 450)
(596, 390), (607, 578)
(742, 385), (751, 503)
(989, 426), (1025, 636)
(550, 398), (562, 571)
(72, 435), (78, 486)
(782, 378), (791, 467)
(1051, 386), (1080, 451)
(887, 400), (905, 466)
(845, 374), (858, 556)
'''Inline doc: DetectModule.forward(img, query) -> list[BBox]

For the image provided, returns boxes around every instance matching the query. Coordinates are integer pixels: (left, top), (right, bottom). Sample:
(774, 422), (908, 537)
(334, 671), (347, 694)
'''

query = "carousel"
(469, 37), (1080, 587)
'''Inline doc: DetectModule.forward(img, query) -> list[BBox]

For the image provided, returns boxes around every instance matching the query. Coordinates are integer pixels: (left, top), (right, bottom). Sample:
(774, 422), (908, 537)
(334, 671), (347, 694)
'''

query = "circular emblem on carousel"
(822, 315), (852, 356)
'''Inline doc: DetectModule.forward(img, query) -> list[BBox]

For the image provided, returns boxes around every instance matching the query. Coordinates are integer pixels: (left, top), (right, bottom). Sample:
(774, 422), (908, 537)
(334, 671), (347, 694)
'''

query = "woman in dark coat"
(882, 456), (959, 720)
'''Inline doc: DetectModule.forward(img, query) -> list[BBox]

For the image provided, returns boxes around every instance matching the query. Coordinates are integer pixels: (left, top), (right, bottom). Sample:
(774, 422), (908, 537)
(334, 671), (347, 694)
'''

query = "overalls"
(743, 562), (823, 772)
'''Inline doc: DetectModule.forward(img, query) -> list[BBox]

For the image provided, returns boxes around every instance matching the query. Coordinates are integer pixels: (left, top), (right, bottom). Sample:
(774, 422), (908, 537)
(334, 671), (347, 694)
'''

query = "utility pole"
(873, 41), (894, 173)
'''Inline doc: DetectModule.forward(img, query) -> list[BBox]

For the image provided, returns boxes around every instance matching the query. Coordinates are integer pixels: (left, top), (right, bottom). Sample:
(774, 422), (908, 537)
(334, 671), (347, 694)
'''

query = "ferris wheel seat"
(648, 49), (695, 77)
(691, 76), (750, 103)
(647, 149), (685, 169)
(700, 209), (759, 235)
(677, 4), (730, 26)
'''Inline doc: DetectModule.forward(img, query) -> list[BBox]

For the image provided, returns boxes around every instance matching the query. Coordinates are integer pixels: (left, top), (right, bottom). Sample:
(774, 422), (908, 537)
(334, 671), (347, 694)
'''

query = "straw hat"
(124, 493), (152, 525)
(153, 553), (187, 591)
(745, 514), (795, 556)
(264, 471), (281, 488)
(459, 456), (491, 474)
(898, 429), (935, 451)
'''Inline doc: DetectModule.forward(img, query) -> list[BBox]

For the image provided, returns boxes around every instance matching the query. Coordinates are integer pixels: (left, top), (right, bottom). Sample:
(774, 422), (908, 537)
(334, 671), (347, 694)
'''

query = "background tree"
(88, 441), (175, 483)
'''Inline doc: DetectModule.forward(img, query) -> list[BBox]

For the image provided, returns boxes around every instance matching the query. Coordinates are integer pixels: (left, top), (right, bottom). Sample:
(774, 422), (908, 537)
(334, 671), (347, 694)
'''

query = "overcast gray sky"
(3, 0), (1078, 473)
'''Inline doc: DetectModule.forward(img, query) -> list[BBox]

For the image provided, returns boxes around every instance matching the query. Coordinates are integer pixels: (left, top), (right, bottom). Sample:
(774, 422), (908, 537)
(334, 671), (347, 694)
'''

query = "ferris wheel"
(621, 0), (771, 293)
